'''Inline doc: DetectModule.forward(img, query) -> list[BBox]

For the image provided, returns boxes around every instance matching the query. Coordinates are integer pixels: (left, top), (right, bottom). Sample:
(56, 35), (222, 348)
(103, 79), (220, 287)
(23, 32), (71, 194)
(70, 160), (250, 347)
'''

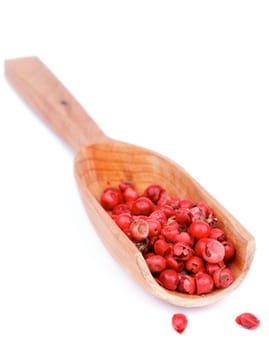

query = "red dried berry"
(161, 222), (180, 240)
(222, 240), (236, 261)
(114, 213), (133, 233)
(118, 181), (133, 191)
(100, 187), (123, 210)
(213, 267), (235, 289)
(235, 312), (260, 330)
(131, 196), (154, 216)
(173, 242), (193, 261)
(180, 199), (193, 209)
(153, 239), (171, 256)
(158, 204), (175, 218)
(166, 195), (181, 209)
(165, 256), (184, 272)
(208, 227), (226, 241)
(157, 191), (171, 206)
(188, 220), (211, 240)
(172, 313), (188, 334)
(201, 238), (225, 263)
(205, 261), (225, 275)
(123, 186), (139, 202)
(185, 255), (205, 274)
(112, 203), (131, 215)
(147, 218), (162, 237)
(144, 184), (164, 203)
(159, 269), (179, 290)
(174, 231), (194, 246)
(177, 274), (196, 294)
(195, 272), (214, 295)
(189, 206), (205, 221)
(145, 254), (166, 273)
(194, 238), (210, 257)
(196, 201), (210, 215)
(129, 219), (149, 242)
(149, 209), (167, 226)
(175, 208), (192, 225)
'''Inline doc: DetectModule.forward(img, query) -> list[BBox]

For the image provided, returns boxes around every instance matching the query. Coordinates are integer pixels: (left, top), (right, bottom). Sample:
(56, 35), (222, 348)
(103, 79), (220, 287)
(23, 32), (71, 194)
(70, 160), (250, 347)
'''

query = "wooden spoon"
(5, 57), (255, 307)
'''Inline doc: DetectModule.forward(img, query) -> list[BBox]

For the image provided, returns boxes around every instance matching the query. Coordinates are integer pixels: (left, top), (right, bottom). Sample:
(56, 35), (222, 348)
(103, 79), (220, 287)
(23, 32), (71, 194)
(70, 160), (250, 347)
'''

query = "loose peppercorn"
(172, 313), (188, 334)
(235, 312), (260, 330)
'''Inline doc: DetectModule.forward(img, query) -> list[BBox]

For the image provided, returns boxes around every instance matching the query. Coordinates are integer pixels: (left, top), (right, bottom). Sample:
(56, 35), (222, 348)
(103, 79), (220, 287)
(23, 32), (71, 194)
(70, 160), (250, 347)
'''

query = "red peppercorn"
(114, 213), (133, 233)
(213, 267), (235, 289)
(208, 227), (226, 241)
(158, 204), (175, 218)
(145, 254), (166, 273)
(222, 240), (236, 261)
(166, 195), (181, 209)
(180, 199), (193, 209)
(175, 208), (192, 226)
(185, 255), (205, 274)
(157, 191), (171, 206)
(201, 238), (225, 263)
(165, 256), (184, 272)
(163, 233), (179, 243)
(172, 313), (188, 334)
(177, 274), (196, 294)
(188, 220), (211, 240)
(173, 242), (193, 261)
(161, 221), (180, 241)
(100, 187), (123, 210)
(205, 261), (226, 275)
(196, 201), (210, 215)
(149, 209), (167, 226)
(147, 218), (162, 237)
(144, 184), (164, 203)
(153, 239), (171, 256)
(194, 238), (209, 257)
(131, 196), (154, 216)
(122, 186), (139, 202)
(195, 272), (214, 295)
(235, 312), (260, 330)
(174, 231), (194, 246)
(159, 269), (179, 290)
(118, 181), (133, 191)
(189, 206), (205, 222)
(112, 203), (131, 215)
(129, 218), (149, 242)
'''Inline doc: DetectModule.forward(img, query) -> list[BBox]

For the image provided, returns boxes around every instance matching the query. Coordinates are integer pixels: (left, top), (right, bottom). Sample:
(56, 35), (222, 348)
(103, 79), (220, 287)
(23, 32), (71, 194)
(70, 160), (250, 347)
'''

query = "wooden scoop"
(5, 57), (255, 307)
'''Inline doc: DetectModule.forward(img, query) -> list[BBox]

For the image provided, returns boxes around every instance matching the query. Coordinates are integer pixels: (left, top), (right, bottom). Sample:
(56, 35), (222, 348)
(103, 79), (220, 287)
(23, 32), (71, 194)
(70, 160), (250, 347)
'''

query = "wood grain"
(5, 57), (256, 307)
(5, 57), (108, 151)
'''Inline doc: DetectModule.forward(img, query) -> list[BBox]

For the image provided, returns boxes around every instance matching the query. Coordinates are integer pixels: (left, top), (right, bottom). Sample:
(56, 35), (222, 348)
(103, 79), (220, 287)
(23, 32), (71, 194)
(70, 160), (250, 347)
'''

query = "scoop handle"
(5, 57), (108, 152)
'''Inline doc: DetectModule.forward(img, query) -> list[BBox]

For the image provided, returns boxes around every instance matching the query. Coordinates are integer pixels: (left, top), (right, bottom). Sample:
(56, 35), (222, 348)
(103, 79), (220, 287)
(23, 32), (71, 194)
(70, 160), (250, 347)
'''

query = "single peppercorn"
(172, 313), (188, 334)
(235, 312), (260, 330)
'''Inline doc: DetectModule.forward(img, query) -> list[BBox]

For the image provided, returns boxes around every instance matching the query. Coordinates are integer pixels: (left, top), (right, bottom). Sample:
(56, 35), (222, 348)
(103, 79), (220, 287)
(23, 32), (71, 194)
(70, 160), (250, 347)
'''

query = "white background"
(0, 1), (268, 349)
